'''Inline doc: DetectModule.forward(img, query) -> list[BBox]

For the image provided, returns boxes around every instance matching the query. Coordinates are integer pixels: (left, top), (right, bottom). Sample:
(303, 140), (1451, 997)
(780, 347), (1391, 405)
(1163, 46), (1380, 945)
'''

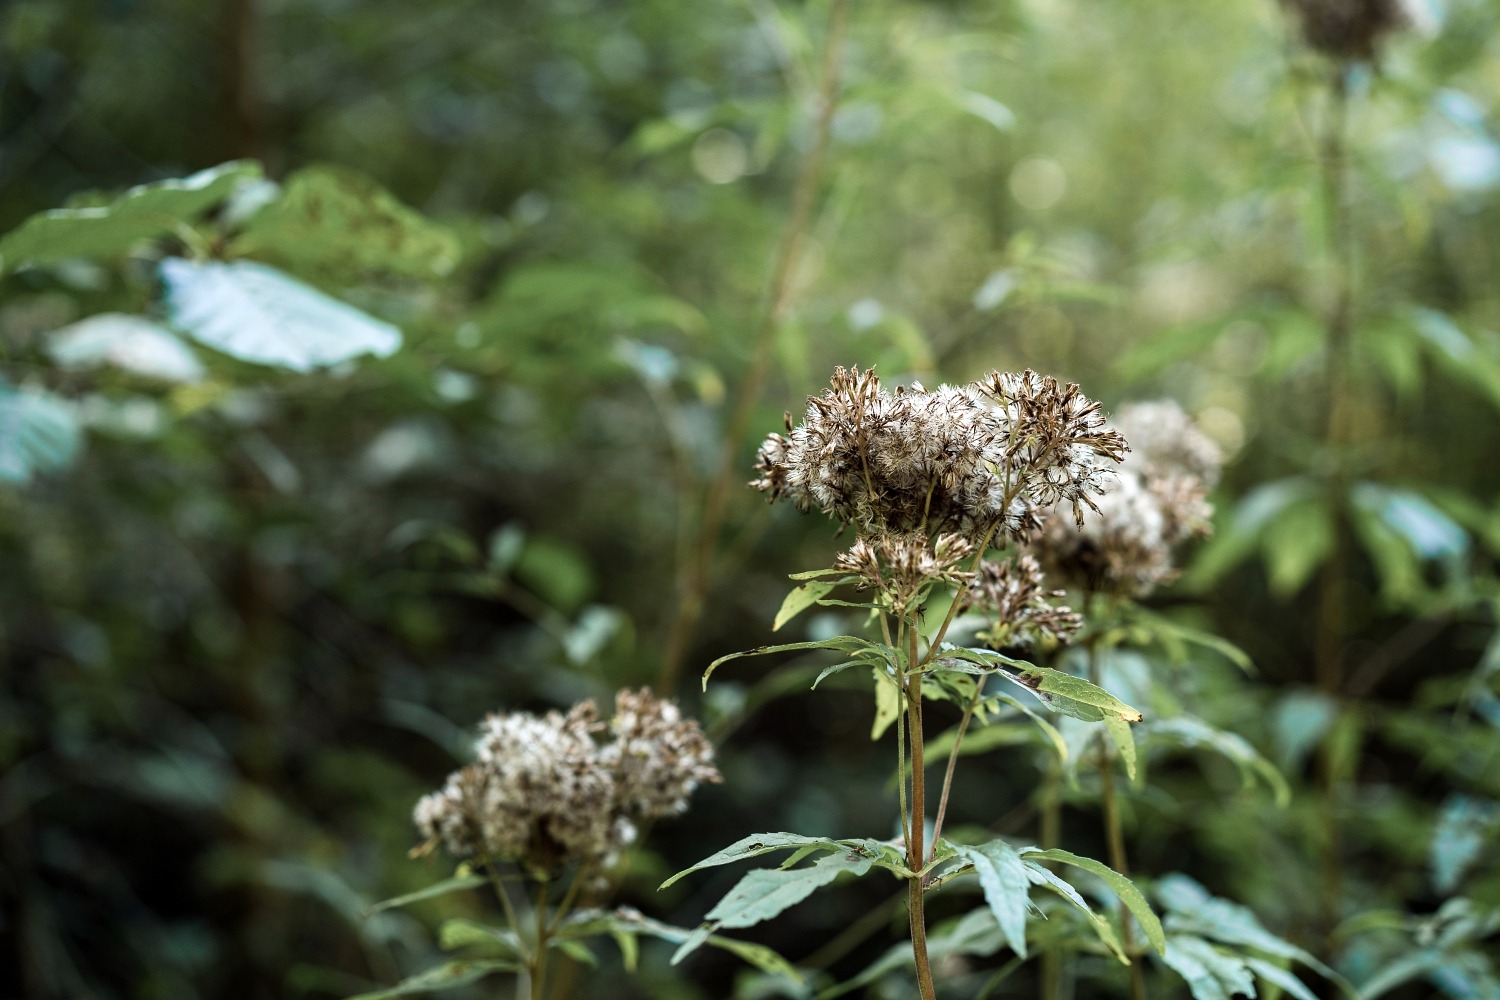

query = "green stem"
(656, 0), (850, 692)
(1087, 609), (1145, 1000)
(1314, 62), (1354, 949)
(1040, 754), (1063, 1000)
(531, 881), (549, 1000)
(930, 675), (987, 852)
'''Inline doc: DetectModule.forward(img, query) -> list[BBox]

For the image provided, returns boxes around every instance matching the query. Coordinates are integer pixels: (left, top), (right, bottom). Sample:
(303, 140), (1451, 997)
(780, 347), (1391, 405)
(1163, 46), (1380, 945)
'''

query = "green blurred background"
(2, 0), (1499, 996)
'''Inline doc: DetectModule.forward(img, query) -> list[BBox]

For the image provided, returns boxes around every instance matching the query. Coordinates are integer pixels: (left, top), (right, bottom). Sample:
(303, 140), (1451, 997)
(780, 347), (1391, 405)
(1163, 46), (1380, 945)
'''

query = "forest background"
(1, 0), (1499, 997)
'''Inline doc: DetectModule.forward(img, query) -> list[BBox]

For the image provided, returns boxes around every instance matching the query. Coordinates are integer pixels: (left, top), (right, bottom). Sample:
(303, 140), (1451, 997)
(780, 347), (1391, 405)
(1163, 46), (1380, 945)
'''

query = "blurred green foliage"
(3, 0), (1500, 997)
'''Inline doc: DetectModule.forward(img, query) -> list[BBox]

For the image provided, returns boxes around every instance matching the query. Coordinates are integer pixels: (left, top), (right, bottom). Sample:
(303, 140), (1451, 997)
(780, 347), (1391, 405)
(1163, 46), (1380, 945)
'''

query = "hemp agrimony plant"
(357, 690), (790, 1000)
(665, 367), (1170, 999)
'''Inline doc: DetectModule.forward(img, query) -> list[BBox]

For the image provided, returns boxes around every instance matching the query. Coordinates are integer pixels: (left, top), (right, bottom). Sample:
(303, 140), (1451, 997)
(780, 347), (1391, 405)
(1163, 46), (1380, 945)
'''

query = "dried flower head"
(1279, 0), (1410, 61)
(413, 690), (720, 876)
(1028, 400), (1222, 597)
(751, 367), (1126, 546)
(835, 532), (976, 609)
(963, 553), (1082, 649)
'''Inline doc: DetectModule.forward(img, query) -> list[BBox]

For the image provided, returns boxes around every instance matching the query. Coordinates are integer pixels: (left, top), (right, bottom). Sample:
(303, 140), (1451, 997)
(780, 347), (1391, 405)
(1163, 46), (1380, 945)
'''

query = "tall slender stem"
(531, 881), (550, 1000)
(930, 676), (987, 851)
(1087, 604), (1146, 1000)
(1313, 64), (1354, 947)
(657, 0), (851, 691)
(1040, 753), (1063, 1000)
(905, 616), (938, 1000)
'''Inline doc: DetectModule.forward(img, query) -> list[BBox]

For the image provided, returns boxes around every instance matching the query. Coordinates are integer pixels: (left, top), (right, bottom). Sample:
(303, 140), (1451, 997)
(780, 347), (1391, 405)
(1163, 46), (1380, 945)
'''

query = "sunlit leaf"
(365, 873), (487, 914)
(773, 581), (837, 631)
(48, 313), (206, 383)
(660, 833), (843, 890)
(700, 850), (874, 931)
(1161, 935), (1254, 1000)
(0, 161), (261, 272)
(161, 258), (401, 371)
(703, 636), (889, 689)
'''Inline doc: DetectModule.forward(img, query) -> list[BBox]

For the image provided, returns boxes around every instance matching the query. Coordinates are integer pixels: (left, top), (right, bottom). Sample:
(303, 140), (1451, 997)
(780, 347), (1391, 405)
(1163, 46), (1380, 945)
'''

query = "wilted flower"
(750, 367), (1127, 546)
(1029, 400), (1222, 597)
(1279, 0), (1411, 61)
(834, 532), (976, 609)
(414, 690), (720, 876)
(963, 553), (1082, 649)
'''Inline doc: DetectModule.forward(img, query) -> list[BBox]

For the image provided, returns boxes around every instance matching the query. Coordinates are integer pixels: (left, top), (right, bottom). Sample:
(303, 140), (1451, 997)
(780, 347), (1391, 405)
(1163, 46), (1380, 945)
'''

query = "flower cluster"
(1279, 0), (1410, 61)
(413, 690), (720, 876)
(1028, 400), (1222, 597)
(751, 367), (1127, 546)
(962, 553), (1082, 650)
(834, 532), (976, 610)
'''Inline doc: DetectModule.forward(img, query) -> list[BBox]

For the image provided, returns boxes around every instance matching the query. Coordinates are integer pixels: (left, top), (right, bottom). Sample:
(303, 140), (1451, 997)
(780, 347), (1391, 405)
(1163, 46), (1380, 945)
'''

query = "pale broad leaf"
(1104, 716), (1138, 783)
(161, 258), (402, 372)
(953, 840), (1033, 958)
(0, 382), (82, 484)
(48, 313), (206, 383)
(1246, 957), (1320, 1000)
(1161, 935), (1255, 1000)
(1156, 874), (1338, 982)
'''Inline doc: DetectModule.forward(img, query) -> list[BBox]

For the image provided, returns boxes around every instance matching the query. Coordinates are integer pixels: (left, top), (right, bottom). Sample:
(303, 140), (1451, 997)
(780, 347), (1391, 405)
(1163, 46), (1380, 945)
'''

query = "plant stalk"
(657, 0), (850, 692)
(904, 620), (938, 1000)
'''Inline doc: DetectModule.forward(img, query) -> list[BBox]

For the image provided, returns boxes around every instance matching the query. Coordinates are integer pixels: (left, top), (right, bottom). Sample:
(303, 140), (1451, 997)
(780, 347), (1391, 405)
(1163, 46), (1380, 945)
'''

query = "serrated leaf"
(0, 161), (262, 272)
(161, 258), (402, 372)
(231, 164), (459, 279)
(48, 313), (206, 383)
(703, 850), (874, 930)
(1104, 717), (1138, 783)
(345, 959), (519, 999)
(0, 382), (81, 484)
(365, 873), (487, 914)
(660, 833), (842, 890)
(1025, 849), (1165, 956)
(953, 841), (1032, 958)
(773, 581), (836, 631)
(998, 664), (1144, 723)
(703, 635), (887, 690)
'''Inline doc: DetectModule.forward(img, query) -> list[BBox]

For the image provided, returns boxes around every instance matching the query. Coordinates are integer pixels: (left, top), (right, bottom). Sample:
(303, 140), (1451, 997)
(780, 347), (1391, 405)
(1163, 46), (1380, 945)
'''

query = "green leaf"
(231, 164), (459, 279)
(437, 919), (520, 957)
(1161, 935), (1255, 1000)
(1024, 849), (1165, 956)
(558, 908), (802, 980)
(660, 833), (842, 890)
(161, 258), (402, 371)
(703, 635), (888, 690)
(1245, 957), (1320, 1000)
(872, 667), (903, 740)
(1122, 607), (1255, 674)
(953, 841), (1033, 958)
(1261, 498), (1334, 597)
(1431, 795), (1499, 894)
(365, 873), (487, 914)
(345, 959), (519, 999)
(1104, 717), (1138, 783)
(1020, 859), (1127, 963)
(551, 938), (597, 965)
(1147, 718), (1290, 806)
(0, 161), (262, 272)
(1001, 664), (1144, 724)
(1156, 874), (1339, 984)
(0, 382), (81, 484)
(774, 581), (836, 631)
(701, 849), (875, 931)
